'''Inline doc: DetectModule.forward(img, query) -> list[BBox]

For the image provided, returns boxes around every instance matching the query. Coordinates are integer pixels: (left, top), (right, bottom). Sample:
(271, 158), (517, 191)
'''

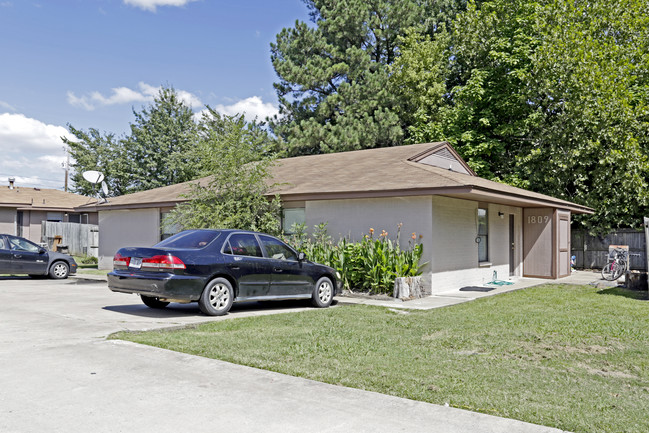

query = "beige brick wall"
(98, 208), (161, 269)
(305, 195), (524, 294)
(429, 196), (522, 293)
(0, 208), (15, 235)
(305, 196), (435, 291)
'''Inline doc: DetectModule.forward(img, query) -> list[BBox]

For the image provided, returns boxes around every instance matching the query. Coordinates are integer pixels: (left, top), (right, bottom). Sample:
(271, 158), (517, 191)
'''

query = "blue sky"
(0, 0), (310, 189)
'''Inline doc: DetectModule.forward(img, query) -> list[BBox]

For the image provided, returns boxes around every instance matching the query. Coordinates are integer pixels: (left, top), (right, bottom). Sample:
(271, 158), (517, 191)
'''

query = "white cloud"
(210, 96), (279, 122)
(0, 113), (70, 152)
(123, 0), (198, 12)
(67, 82), (202, 111)
(0, 113), (71, 189)
(0, 100), (16, 111)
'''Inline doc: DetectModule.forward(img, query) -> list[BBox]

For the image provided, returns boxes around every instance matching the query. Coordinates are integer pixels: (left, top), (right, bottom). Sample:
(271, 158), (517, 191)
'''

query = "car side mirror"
(297, 252), (306, 261)
(39, 248), (47, 254)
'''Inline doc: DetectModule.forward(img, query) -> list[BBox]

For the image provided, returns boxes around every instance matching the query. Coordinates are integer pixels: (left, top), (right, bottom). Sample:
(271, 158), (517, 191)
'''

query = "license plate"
(130, 257), (142, 269)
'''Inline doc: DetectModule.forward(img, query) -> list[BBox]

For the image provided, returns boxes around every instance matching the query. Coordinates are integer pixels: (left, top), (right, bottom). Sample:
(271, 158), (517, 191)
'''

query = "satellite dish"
(101, 181), (109, 197)
(82, 170), (104, 184)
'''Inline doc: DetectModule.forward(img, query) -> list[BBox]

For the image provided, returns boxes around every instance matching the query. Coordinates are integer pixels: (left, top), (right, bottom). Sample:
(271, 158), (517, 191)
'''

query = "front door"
(509, 214), (515, 276)
(557, 211), (571, 278)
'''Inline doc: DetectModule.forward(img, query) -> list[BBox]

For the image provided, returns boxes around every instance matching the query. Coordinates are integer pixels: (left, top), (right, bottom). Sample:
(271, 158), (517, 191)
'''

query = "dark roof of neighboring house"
(0, 185), (96, 211)
(80, 142), (593, 214)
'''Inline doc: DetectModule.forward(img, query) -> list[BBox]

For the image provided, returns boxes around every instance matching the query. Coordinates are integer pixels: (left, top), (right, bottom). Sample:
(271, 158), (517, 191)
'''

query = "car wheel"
(141, 295), (170, 309)
(311, 276), (334, 308)
(49, 261), (69, 279)
(199, 278), (234, 316)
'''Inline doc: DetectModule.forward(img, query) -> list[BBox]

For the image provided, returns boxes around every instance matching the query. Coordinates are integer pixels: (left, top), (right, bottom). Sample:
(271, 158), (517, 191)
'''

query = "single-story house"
(0, 179), (98, 244)
(84, 142), (592, 294)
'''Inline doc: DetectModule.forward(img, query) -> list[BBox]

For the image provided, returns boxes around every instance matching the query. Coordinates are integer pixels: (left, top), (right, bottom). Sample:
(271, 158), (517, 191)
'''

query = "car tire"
(141, 295), (170, 309)
(49, 261), (69, 279)
(199, 278), (234, 316)
(311, 276), (334, 308)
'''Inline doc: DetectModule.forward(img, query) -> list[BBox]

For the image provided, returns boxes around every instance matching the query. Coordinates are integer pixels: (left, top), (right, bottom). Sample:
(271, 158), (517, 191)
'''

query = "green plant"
(80, 255), (98, 265)
(283, 223), (425, 295)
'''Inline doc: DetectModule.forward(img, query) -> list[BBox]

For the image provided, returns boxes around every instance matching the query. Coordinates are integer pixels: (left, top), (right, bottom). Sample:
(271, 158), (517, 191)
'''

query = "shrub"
(80, 255), (98, 265)
(284, 223), (426, 295)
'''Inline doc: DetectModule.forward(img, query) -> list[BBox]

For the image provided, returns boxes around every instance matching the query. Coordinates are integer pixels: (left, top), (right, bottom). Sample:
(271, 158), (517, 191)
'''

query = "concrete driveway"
(0, 278), (566, 433)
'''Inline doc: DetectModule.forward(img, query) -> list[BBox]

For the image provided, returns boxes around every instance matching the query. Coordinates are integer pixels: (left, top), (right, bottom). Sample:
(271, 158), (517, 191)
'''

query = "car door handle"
(226, 264), (240, 270)
(273, 268), (283, 272)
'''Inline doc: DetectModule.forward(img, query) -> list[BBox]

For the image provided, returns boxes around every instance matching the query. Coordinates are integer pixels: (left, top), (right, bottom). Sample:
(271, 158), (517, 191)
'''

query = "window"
(282, 208), (305, 234)
(155, 230), (220, 249)
(0, 238), (6, 250)
(477, 207), (488, 262)
(8, 236), (40, 253)
(160, 211), (181, 240)
(223, 233), (263, 257)
(46, 212), (63, 222)
(259, 235), (297, 261)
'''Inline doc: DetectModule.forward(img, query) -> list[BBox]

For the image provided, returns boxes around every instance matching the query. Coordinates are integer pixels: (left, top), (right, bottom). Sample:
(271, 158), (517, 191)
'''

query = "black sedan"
(0, 234), (77, 279)
(107, 229), (341, 316)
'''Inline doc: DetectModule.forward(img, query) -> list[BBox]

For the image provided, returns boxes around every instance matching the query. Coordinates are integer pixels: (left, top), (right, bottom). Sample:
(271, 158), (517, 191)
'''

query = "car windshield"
(154, 230), (221, 249)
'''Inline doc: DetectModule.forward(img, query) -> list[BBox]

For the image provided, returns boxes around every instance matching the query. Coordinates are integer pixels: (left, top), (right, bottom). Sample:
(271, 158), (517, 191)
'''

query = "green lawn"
(111, 284), (649, 432)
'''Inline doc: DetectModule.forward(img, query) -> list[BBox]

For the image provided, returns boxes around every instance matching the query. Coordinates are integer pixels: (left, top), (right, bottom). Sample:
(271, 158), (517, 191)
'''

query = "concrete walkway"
(0, 277), (572, 433)
(337, 270), (605, 310)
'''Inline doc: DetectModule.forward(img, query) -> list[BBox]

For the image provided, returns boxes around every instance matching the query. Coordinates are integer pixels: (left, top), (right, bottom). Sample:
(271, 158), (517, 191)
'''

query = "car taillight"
(113, 252), (130, 267)
(141, 255), (186, 270)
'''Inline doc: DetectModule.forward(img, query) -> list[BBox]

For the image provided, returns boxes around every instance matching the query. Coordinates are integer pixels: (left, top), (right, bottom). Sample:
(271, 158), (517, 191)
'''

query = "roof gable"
(407, 142), (476, 176)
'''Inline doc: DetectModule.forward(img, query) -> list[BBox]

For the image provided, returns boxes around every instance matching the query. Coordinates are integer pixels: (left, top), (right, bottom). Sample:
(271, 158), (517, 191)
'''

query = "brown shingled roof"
(0, 186), (96, 211)
(84, 142), (593, 214)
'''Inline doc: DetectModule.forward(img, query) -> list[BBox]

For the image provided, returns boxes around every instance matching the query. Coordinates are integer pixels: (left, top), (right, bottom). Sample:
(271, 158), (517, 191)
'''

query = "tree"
(63, 126), (131, 197)
(165, 109), (282, 235)
(393, 0), (540, 182)
(124, 86), (200, 192)
(520, 0), (649, 232)
(393, 0), (649, 232)
(270, 0), (470, 156)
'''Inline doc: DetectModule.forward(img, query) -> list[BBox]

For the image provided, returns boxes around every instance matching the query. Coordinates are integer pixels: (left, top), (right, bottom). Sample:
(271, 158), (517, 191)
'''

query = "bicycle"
(601, 248), (628, 281)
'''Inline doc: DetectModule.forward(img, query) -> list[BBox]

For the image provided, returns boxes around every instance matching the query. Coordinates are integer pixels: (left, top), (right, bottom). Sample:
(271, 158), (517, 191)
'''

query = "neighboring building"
(0, 179), (98, 244)
(88, 142), (593, 293)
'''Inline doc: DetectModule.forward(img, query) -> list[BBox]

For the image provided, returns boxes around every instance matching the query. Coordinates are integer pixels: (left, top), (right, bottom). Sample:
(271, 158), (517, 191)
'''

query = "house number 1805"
(527, 216), (550, 224)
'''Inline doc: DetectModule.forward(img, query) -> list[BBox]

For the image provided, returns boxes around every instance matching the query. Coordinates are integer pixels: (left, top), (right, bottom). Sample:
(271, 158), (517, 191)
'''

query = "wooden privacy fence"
(571, 229), (646, 271)
(41, 222), (99, 258)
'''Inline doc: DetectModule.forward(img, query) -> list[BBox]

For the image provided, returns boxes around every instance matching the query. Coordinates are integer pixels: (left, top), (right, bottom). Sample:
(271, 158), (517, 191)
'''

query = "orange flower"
(411, 232), (416, 240)
(369, 228), (375, 234)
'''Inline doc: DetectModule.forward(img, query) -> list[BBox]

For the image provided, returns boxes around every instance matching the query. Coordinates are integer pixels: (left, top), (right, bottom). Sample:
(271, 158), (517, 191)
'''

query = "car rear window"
(154, 230), (220, 249)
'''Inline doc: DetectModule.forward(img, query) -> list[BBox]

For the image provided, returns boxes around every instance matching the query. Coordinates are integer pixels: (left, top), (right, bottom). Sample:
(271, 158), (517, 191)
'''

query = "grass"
(110, 284), (649, 432)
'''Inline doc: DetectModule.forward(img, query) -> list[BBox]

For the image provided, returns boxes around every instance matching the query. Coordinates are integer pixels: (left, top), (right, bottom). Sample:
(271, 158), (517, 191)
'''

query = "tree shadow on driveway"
(102, 299), (335, 319)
